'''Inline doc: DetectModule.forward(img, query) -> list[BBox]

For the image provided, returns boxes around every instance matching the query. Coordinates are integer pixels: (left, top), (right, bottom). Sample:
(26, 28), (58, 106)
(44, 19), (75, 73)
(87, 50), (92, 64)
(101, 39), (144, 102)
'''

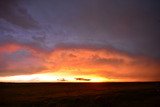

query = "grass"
(0, 82), (159, 107)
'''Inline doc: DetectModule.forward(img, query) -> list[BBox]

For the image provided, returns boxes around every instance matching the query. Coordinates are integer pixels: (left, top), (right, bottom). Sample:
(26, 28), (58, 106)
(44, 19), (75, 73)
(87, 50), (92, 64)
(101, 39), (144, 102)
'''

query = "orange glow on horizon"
(0, 73), (114, 82)
(0, 44), (160, 82)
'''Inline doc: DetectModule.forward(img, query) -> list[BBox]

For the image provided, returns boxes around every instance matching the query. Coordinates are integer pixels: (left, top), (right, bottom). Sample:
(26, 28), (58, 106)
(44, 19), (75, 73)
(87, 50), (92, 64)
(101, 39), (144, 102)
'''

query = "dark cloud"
(0, 0), (160, 58)
(0, 35), (15, 45)
(32, 35), (46, 43)
(0, 0), (39, 29)
(91, 55), (124, 65)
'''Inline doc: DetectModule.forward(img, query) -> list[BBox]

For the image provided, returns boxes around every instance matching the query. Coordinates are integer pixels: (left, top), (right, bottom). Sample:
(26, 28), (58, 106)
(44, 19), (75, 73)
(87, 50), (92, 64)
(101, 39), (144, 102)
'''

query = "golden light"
(0, 72), (115, 83)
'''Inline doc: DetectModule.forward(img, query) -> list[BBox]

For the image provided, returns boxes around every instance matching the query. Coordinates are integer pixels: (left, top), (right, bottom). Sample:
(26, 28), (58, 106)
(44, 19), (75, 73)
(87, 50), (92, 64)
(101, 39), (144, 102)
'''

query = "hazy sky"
(0, 0), (160, 82)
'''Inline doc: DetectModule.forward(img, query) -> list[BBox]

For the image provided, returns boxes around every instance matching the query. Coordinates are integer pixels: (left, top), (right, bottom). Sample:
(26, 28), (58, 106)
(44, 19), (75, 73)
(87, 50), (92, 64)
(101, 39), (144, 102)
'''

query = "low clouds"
(0, 44), (46, 76)
(0, 43), (159, 81)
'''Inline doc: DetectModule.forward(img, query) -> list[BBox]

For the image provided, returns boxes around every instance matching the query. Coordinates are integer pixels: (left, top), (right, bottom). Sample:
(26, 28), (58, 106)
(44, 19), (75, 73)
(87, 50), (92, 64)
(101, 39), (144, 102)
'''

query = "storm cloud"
(0, 0), (160, 81)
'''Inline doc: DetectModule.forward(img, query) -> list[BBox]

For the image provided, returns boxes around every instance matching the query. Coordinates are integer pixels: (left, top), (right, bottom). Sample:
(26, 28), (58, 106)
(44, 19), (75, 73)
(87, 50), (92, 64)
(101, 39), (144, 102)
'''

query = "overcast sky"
(0, 0), (160, 82)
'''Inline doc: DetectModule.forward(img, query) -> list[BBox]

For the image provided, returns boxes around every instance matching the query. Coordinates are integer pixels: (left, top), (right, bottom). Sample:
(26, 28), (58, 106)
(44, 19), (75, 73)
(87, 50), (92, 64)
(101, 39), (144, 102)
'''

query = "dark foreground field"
(0, 82), (159, 107)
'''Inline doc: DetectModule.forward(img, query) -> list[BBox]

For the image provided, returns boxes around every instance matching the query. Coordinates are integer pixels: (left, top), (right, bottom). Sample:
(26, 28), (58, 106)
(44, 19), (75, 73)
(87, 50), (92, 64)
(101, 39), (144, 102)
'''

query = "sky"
(0, 0), (160, 82)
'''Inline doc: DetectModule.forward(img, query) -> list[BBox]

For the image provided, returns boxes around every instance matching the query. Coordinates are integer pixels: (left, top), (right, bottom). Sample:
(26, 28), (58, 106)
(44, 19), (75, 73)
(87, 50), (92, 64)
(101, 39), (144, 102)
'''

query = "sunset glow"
(0, 73), (110, 82)
(0, 43), (159, 82)
(0, 0), (160, 82)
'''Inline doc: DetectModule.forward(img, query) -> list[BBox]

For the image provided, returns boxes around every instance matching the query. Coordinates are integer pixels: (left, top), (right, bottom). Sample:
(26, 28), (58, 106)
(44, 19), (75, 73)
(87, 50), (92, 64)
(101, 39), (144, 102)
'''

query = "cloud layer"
(0, 0), (160, 81)
(0, 43), (159, 81)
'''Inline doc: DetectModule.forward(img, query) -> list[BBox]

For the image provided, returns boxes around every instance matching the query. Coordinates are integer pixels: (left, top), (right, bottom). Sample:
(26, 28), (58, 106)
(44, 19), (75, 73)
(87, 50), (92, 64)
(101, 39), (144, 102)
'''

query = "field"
(0, 82), (159, 107)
